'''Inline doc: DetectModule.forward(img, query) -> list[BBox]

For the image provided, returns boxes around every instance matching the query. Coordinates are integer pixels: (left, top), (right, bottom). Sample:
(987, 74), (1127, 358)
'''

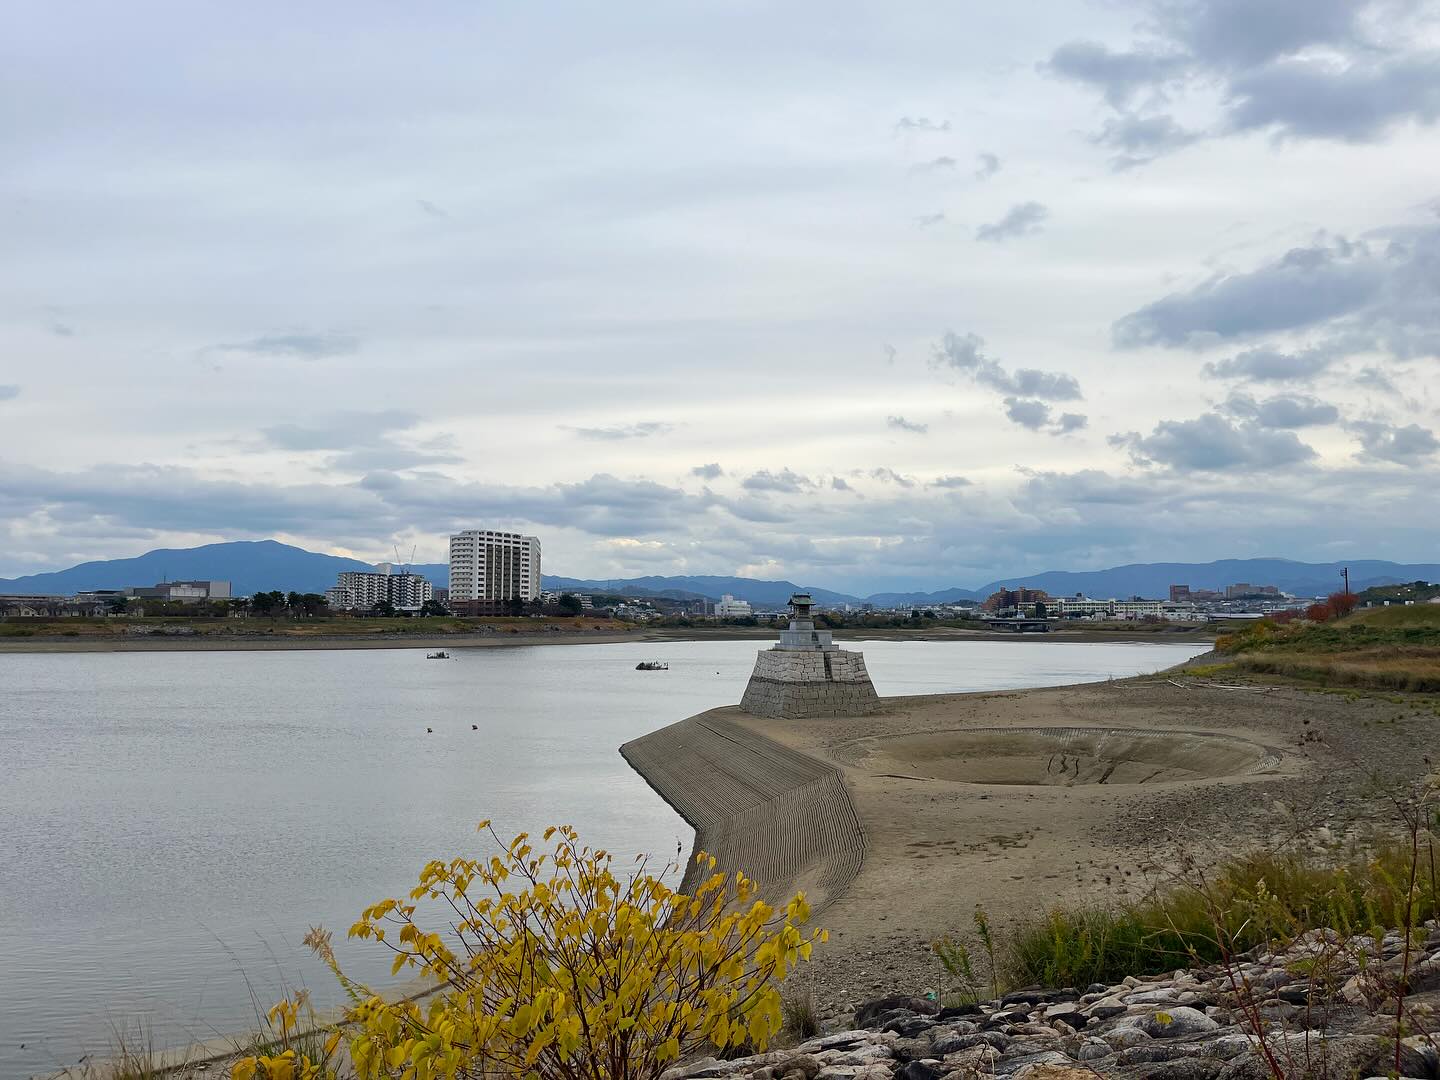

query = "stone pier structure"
(739, 593), (881, 719)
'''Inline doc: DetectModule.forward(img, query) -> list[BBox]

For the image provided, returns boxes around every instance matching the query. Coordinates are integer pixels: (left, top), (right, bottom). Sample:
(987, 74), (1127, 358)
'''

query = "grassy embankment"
(0, 614), (628, 639)
(1206, 605), (1440, 692)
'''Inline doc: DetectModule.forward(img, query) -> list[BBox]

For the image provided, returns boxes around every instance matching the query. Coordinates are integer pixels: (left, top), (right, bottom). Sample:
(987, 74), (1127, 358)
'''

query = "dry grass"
(1231, 648), (1440, 692)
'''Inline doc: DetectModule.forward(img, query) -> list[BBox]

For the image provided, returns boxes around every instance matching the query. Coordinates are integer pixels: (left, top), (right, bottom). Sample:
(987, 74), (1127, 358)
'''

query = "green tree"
(372, 599), (398, 618)
(418, 598), (448, 617)
(557, 593), (584, 616)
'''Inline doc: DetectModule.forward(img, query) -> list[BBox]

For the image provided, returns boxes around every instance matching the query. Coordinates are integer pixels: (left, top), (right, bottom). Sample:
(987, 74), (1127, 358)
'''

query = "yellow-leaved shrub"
(232, 822), (825, 1080)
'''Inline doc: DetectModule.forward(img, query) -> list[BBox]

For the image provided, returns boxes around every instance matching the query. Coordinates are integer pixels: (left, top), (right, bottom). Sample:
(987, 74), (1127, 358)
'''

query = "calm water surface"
(0, 638), (1206, 1076)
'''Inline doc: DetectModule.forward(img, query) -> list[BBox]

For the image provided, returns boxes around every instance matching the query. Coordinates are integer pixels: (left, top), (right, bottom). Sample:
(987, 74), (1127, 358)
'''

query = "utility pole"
(1342, 566), (1349, 596)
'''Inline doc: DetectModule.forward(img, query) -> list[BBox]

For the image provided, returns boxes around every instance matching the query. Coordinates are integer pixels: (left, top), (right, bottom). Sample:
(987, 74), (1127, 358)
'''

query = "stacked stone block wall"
(740, 647), (881, 718)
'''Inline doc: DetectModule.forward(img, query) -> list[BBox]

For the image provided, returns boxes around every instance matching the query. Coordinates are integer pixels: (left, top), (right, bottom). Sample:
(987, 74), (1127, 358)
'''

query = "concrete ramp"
(621, 710), (865, 911)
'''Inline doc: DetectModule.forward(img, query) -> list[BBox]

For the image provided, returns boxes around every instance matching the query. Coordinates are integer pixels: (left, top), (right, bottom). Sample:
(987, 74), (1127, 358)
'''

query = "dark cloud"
(895, 116), (951, 133)
(975, 201), (1049, 243)
(914, 212), (946, 228)
(742, 468), (813, 493)
(1095, 113), (1199, 169)
(1203, 346), (1337, 382)
(887, 415), (929, 434)
(1045, 1), (1439, 158)
(1041, 41), (1188, 108)
(562, 421), (673, 440)
(869, 467), (915, 487)
(975, 153), (1002, 180)
(1003, 397), (1052, 430)
(933, 331), (1082, 402)
(1114, 241), (1384, 348)
(1221, 392), (1340, 429)
(1056, 412), (1088, 433)
(417, 199), (449, 219)
(691, 462), (724, 479)
(1350, 420), (1440, 464)
(214, 331), (361, 359)
(0, 385), (19, 401)
(1114, 412), (1316, 471)
(1228, 56), (1440, 142)
(830, 476), (853, 492)
(928, 475), (971, 488)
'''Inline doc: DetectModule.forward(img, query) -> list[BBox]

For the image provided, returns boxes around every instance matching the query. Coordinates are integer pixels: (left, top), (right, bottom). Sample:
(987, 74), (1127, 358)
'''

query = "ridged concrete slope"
(620, 709), (865, 912)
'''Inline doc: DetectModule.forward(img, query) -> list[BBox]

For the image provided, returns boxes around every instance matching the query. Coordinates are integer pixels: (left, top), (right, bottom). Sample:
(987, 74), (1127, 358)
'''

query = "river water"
(0, 637), (1206, 1076)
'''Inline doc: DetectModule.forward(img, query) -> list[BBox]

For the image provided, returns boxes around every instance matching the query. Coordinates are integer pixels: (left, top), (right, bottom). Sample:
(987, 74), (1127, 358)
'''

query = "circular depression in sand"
(858, 726), (1281, 786)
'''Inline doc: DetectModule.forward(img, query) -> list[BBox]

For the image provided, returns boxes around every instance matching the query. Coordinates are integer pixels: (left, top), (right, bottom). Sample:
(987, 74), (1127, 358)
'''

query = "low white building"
(715, 594), (753, 618)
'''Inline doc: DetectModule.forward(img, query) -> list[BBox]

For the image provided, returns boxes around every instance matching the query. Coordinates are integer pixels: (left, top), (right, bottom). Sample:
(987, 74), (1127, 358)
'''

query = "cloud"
(1354, 366), (1399, 394)
(1350, 420), (1440, 465)
(1114, 412), (1316, 471)
(869, 467), (915, 487)
(912, 156), (957, 173)
(691, 462), (724, 479)
(974, 152), (1001, 180)
(562, 421), (673, 440)
(1044, 1), (1440, 159)
(975, 201), (1049, 243)
(1056, 412), (1088, 433)
(882, 344), (898, 365)
(1114, 240), (1384, 348)
(742, 468), (813, 493)
(1221, 392), (1340, 429)
(1203, 346), (1337, 382)
(933, 331), (1082, 402)
(914, 212), (946, 228)
(213, 331), (361, 359)
(1094, 113), (1199, 168)
(830, 476), (853, 492)
(0, 385), (19, 401)
(928, 475), (971, 488)
(259, 410), (462, 471)
(895, 116), (951, 133)
(417, 199), (449, 219)
(1003, 397), (1052, 430)
(1041, 41), (1188, 108)
(887, 415), (929, 434)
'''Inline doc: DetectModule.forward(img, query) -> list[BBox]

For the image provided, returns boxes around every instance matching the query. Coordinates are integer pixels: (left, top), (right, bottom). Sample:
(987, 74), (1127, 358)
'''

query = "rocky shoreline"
(669, 922), (1440, 1080)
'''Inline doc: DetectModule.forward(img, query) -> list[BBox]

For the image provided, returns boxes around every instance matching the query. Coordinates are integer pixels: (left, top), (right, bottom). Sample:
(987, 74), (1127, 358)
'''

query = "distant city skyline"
(4, 1), (1439, 592)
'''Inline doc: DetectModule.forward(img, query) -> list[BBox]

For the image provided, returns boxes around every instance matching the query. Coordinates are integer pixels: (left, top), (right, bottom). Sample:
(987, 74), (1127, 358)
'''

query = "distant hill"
(0, 540), (377, 596)
(4, 543), (1437, 605)
(965, 559), (1440, 601)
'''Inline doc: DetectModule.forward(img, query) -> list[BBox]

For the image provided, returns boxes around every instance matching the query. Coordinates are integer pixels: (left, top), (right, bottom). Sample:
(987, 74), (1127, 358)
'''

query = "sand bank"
(622, 675), (1439, 1015)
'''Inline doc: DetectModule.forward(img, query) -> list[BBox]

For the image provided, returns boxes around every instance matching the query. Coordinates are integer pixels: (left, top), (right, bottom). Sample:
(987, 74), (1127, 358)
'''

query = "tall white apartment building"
(326, 568), (434, 612)
(448, 530), (542, 603)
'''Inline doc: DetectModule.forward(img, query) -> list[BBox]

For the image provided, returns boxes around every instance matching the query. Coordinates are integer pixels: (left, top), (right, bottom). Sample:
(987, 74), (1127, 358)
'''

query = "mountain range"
(1, 540), (1436, 605)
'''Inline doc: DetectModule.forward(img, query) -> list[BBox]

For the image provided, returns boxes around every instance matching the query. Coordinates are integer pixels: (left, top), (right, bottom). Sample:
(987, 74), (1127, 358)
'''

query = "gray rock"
(1127, 988), (1183, 1006)
(1042, 1003), (1085, 1030)
(896, 1062), (943, 1080)
(1086, 1004), (1128, 1022)
(856, 997), (939, 1028)
(883, 1017), (938, 1038)
(1077, 1038), (1113, 1061)
(938, 1032), (1009, 1055)
(1135, 1060), (1227, 1080)
(1141, 1007), (1221, 1038)
(774, 1054), (824, 1079)
(1101, 1026), (1152, 1050)
(929, 1028), (981, 1056)
(991, 1050), (1072, 1075)
(799, 1032), (873, 1054)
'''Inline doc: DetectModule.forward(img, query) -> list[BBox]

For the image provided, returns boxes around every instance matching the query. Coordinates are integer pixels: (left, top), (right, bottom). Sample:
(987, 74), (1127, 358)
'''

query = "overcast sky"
(3, 0), (1439, 593)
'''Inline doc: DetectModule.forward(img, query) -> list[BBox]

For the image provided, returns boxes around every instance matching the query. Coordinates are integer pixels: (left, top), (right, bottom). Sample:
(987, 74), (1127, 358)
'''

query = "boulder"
(896, 1062), (944, 1080)
(1140, 1007), (1221, 1038)
(857, 997), (939, 1028)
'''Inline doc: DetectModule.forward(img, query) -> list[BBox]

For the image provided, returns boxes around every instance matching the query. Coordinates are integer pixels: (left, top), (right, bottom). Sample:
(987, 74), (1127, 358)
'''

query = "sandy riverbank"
(0, 625), (1213, 653)
(622, 674), (1439, 1025)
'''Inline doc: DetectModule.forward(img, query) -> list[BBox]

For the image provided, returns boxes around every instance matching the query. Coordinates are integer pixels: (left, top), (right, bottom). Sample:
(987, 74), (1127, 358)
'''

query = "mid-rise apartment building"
(326, 568), (433, 612)
(715, 594), (753, 618)
(448, 530), (542, 604)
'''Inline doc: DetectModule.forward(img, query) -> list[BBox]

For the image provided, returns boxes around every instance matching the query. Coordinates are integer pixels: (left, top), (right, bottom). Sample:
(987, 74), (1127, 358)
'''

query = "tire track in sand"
(620, 708), (865, 911)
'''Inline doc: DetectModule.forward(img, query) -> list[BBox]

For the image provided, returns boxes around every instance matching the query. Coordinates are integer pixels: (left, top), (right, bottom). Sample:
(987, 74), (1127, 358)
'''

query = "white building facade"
(327, 569), (433, 612)
(715, 594), (753, 618)
(449, 530), (542, 603)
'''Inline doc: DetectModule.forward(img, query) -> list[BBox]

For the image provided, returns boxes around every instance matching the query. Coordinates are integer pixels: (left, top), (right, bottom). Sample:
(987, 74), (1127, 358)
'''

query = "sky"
(3, 0), (1439, 594)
